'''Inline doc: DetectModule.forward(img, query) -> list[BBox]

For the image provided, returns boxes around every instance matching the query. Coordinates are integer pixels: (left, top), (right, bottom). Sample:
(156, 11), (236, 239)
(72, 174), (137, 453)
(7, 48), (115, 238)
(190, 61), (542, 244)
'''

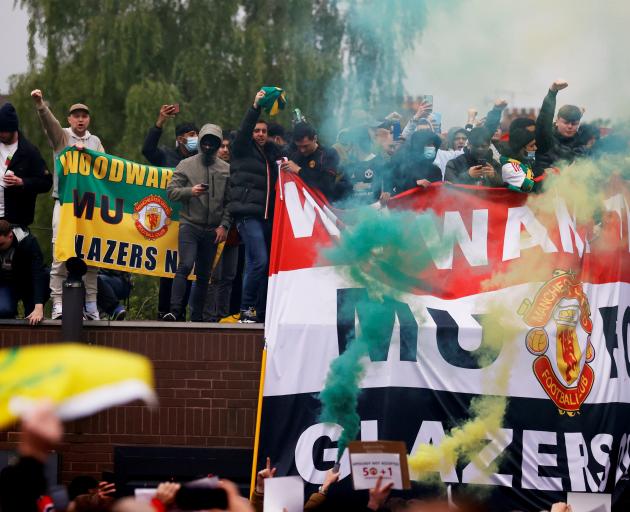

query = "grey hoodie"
(167, 124), (232, 230)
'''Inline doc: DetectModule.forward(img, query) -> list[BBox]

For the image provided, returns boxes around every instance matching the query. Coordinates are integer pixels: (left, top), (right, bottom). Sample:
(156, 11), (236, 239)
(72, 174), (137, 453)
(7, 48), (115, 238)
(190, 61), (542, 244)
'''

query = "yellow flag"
(0, 343), (156, 429)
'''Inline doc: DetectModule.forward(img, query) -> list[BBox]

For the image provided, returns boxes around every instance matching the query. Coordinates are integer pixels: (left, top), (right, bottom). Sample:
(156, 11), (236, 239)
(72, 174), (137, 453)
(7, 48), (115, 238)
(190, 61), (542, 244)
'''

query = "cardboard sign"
(567, 492), (611, 512)
(264, 476), (304, 512)
(348, 441), (411, 490)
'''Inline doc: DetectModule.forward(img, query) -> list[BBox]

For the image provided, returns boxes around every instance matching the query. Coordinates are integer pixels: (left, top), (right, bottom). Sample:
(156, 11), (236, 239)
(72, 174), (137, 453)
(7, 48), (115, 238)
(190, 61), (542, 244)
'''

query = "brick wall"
(0, 321), (264, 484)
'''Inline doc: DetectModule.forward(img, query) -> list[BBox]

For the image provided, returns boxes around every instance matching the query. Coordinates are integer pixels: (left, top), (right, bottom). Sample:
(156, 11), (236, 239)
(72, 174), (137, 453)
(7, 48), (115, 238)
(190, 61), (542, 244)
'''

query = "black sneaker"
(161, 312), (177, 322)
(238, 307), (257, 323)
(111, 305), (126, 321)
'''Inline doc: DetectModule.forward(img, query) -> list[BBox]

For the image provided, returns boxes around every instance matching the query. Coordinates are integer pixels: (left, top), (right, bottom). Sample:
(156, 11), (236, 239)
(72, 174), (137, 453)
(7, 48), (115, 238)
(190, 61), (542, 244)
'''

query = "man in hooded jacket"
(390, 130), (443, 194)
(165, 124), (232, 322)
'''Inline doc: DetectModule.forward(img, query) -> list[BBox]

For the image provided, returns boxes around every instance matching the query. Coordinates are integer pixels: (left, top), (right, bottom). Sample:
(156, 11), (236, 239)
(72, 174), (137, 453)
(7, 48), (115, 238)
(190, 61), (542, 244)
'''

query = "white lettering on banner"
(555, 198), (589, 256)
(461, 428), (513, 487)
(503, 206), (558, 261)
(294, 420), (626, 492)
(419, 210), (489, 269)
(615, 433), (630, 484)
(294, 420), (377, 484)
(521, 430), (562, 491)
(604, 193), (630, 251)
(284, 182), (340, 238)
(592, 433), (614, 492)
(410, 420), (458, 482)
(565, 432), (600, 491)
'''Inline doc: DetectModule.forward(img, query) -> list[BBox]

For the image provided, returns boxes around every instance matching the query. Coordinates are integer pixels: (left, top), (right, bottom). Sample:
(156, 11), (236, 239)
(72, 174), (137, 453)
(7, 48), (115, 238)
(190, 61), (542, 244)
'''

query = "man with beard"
(164, 124), (232, 321)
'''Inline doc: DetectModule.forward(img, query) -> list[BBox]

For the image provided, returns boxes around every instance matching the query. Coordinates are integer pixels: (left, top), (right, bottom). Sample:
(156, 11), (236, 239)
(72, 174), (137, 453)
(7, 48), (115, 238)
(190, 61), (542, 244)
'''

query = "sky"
(403, 0), (630, 128)
(0, 3), (30, 92)
(2, 0), (629, 129)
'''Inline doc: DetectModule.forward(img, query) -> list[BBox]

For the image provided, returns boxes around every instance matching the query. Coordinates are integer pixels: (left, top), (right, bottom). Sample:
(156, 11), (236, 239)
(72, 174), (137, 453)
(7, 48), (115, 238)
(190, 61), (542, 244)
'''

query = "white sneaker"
(52, 303), (62, 320)
(84, 302), (100, 320)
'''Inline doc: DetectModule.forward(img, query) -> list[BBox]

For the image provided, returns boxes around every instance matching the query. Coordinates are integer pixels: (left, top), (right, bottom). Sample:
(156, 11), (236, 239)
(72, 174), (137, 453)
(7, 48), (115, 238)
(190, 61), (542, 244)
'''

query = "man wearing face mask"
(164, 124), (231, 322)
(444, 127), (503, 186)
(142, 106), (198, 319)
(500, 126), (539, 193)
(535, 79), (588, 173)
(142, 105), (199, 168)
(389, 130), (443, 194)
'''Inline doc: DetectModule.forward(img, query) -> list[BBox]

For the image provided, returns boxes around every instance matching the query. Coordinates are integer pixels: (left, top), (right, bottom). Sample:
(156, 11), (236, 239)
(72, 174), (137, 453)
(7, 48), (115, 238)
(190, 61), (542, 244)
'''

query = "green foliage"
(10, 0), (425, 318)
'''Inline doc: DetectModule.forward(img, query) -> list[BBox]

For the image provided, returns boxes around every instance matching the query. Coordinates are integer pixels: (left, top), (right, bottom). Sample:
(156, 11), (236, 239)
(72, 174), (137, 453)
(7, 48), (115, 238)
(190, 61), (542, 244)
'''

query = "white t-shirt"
(0, 141), (18, 217)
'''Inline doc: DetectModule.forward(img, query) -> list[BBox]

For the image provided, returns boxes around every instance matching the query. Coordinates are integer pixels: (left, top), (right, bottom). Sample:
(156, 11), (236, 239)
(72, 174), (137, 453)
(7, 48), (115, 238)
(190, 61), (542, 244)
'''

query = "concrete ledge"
(0, 319), (264, 330)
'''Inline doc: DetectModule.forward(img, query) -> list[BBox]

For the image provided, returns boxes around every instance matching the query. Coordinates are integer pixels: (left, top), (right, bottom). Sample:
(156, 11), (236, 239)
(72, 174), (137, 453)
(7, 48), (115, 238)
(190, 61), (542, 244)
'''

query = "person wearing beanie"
(0, 102), (52, 228)
(141, 104), (199, 319)
(500, 122), (538, 193)
(535, 79), (589, 172)
(30, 88), (104, 321)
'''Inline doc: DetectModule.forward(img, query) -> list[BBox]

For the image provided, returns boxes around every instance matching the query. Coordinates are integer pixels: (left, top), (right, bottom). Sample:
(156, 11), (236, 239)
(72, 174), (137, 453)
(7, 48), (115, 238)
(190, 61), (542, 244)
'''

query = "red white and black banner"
(257, 171), (630, 511)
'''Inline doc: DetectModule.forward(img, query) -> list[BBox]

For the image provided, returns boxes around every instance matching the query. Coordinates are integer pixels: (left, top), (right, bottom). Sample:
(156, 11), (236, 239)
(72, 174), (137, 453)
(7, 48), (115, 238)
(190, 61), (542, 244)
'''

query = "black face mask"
(201, 137), (221, 166)
(202, 150), (216, 167)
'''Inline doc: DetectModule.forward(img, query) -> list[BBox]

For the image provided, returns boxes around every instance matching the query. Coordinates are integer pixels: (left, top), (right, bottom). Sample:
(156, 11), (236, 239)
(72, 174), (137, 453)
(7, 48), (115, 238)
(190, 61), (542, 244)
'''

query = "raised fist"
(30, 89), (44, 105)
(550, 80), (568, 92)
(494, 98), (508, 109)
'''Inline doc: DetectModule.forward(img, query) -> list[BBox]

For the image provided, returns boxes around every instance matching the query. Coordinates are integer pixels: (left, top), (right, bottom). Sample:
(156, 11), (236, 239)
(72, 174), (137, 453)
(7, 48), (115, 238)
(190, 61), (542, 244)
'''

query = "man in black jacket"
(0, 103), (52, 228)
(142, 104), (198, 319)
(0, 220), (49, 325)
(535, 79), (588, 173)
(281, 122), (347, 201)
(444, 127), (504, 187)
(228, 90), (284, 323)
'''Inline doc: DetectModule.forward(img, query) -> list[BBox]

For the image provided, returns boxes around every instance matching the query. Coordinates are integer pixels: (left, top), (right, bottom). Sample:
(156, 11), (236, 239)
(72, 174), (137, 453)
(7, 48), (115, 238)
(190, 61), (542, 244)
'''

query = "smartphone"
(199, 183), (209, 190)
(421, 95), (434, 114)
(478, 159), (487, 166)
(172, 103), (180, 114)
(392, 121), (401, 141)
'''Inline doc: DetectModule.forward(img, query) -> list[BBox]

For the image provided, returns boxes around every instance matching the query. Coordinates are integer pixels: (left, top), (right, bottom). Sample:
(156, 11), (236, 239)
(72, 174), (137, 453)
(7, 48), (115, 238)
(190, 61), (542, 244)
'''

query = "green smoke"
(318, 206), (451, 457)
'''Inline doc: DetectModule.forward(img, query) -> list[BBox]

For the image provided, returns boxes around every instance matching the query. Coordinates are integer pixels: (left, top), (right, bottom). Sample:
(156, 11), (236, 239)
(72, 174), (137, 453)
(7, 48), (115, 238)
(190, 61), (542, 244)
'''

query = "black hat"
(175, 122), (199, 136)
(509, 127), (535, 153)
(0, 103), (19, 132)
(509, 117), (535, 135)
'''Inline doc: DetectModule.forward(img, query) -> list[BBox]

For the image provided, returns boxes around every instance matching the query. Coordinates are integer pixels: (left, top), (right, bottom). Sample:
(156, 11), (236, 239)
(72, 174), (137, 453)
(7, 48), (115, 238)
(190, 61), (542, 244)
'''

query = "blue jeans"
(236, 218), (271, 320)
(171, 224), (218, 321)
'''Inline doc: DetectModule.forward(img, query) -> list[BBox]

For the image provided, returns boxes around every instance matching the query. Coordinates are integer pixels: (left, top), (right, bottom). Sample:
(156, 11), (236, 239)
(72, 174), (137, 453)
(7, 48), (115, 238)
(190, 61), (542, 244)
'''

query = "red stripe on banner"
(269, 172), (630, 299)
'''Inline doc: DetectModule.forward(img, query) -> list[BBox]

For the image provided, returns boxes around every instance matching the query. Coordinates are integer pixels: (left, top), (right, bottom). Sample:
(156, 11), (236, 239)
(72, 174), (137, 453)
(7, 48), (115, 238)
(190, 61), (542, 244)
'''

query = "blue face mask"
(423, 146), (437, 160)
(526, 150), (536, 161)
(185, 136), (198, 152)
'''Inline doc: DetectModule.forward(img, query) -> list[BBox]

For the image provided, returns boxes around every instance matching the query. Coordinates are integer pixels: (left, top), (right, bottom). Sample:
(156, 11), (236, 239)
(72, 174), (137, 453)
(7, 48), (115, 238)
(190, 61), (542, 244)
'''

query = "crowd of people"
(0, 78), (623, 324)
(0, 402), (577, 512)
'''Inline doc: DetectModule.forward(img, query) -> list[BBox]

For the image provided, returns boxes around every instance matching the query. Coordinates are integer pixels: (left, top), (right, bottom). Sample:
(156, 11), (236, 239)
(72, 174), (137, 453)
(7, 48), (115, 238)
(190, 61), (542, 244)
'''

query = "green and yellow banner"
(55, 147), (181, 277)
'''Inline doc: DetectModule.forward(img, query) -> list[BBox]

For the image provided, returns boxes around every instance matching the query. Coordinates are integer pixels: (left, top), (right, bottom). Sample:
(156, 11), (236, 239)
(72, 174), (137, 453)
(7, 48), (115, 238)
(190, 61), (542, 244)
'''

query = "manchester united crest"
(518, 270), (594, 416)
(132, 195), (172, 240)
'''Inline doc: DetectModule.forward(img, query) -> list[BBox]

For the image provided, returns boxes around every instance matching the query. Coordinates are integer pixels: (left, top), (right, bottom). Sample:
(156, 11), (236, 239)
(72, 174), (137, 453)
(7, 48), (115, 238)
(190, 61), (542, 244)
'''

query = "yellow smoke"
(408, 302), (520, 482)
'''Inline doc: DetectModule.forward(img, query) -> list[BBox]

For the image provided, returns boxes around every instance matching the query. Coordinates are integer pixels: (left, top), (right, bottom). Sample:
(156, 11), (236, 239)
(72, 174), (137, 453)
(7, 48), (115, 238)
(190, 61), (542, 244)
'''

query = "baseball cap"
(68, 103), (90, 115)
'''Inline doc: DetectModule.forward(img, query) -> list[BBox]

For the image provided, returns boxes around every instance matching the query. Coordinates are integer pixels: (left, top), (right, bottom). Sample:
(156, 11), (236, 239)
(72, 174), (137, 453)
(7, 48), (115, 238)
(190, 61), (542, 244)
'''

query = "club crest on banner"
(132, 195), (172, 240)
(518, 270), (594, 416)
